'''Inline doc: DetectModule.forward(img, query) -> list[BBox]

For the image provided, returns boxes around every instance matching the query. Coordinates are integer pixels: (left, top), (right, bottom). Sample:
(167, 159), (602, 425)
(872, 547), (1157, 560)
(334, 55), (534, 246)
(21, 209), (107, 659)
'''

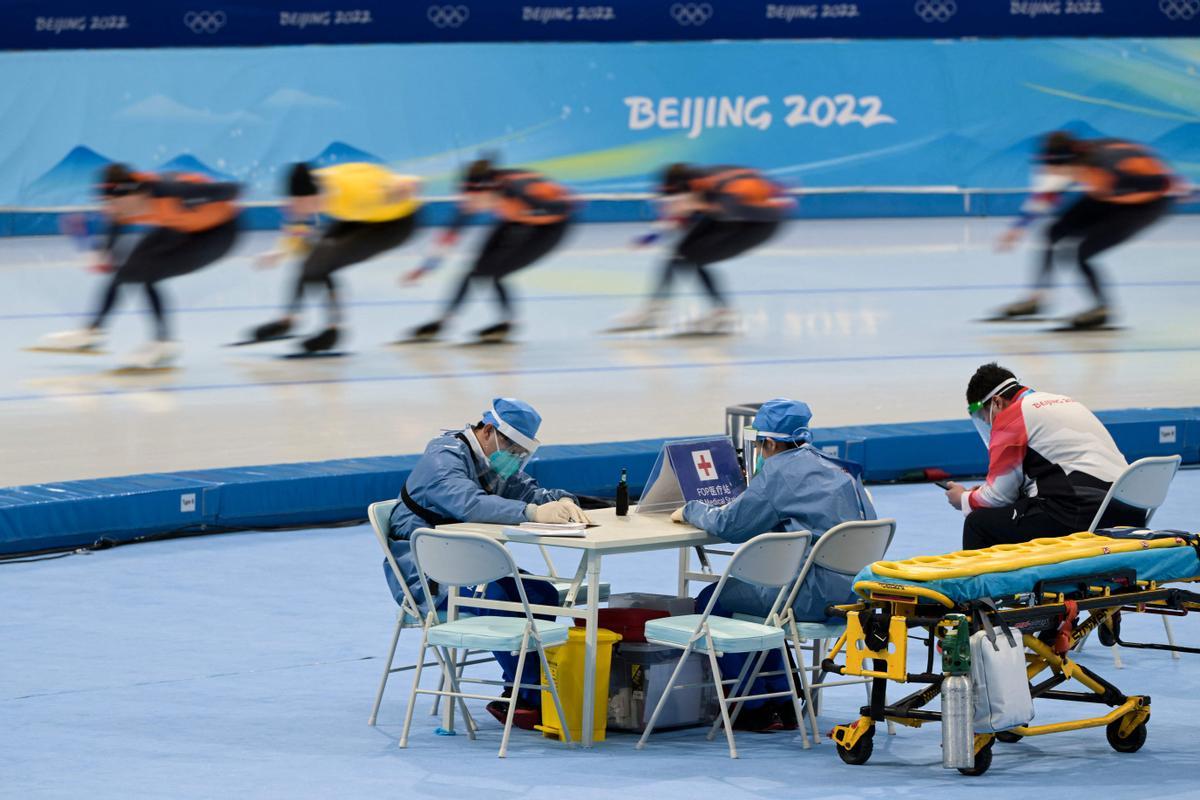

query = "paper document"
(502, 522), (593, 538)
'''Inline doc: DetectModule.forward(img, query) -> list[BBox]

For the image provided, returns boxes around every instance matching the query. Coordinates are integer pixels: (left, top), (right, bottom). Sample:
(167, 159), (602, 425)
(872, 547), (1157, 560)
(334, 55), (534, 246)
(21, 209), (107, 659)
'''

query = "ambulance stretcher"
(820, 529), (1200, 775)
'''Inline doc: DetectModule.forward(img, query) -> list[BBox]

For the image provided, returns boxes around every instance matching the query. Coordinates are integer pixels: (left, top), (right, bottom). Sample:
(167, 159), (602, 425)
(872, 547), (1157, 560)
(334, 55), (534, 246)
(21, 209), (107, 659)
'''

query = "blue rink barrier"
(2, 409), (1198, 556)
(5, 196), (1200, 236)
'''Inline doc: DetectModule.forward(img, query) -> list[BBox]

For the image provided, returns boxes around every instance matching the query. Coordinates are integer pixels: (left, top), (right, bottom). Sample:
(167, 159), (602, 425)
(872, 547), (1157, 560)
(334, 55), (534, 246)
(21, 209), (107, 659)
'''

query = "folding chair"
(1083, 455), (1183, 666)
(777, 518), (897, 742)
(635, 531), (813, 758)
(366, 500), (490, 726)
(400, 528), (573, 758)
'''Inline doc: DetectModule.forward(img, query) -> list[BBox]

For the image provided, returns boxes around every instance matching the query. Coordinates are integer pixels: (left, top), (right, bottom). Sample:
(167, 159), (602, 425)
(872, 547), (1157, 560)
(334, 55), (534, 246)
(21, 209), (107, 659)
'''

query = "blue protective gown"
(684, 444), (877, 715)
(682, 443), (877, 623)
(385, 429), (575, 704)
(385, 429), (574, 612)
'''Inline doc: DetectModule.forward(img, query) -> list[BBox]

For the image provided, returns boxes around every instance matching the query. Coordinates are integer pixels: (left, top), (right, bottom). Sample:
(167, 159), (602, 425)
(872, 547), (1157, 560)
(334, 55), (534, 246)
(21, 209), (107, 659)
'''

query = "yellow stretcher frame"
(823, 572), (1199, 776)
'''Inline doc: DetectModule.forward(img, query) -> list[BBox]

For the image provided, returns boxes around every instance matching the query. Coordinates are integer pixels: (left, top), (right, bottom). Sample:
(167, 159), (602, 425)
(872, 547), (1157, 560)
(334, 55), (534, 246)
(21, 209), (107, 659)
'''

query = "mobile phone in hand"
(934, 479), (952, 490)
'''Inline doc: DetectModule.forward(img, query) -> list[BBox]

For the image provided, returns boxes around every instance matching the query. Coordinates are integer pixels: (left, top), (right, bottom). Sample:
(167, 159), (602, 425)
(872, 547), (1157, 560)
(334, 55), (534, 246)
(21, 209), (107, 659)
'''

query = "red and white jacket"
(962, 390), (1128, 525)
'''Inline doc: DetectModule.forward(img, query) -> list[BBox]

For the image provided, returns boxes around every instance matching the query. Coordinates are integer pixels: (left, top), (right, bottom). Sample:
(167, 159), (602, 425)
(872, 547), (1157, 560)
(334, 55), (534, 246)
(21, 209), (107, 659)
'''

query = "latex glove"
(530, 501), (575, 524)
(670, 507), (686, 524)
(556, 499), (593, 525)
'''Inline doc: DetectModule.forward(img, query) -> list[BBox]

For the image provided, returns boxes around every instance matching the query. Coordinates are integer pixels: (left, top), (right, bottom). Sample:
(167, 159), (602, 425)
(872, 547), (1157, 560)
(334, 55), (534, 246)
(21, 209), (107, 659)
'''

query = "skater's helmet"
(286, 162), (319, 197)
(462, 157), (500, 194)
(97, 163), (144, 198)
(1037, 131), (1084, 167)
(660, 163), (700, 196)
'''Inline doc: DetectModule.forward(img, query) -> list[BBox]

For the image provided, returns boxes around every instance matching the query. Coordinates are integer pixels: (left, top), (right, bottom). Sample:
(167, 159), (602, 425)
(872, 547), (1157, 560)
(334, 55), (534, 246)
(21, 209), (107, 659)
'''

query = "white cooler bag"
(970, 629), (1035, 732)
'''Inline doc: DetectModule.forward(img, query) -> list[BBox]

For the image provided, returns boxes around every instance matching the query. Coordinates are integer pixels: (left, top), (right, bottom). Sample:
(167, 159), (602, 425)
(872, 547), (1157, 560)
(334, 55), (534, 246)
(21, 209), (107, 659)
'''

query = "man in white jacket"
(944, 363), (1146, 549)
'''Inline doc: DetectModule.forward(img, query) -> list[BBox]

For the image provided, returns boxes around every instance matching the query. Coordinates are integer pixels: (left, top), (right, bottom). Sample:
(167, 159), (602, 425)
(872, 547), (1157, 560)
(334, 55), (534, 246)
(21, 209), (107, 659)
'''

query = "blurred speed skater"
(994, 132), (1184, 330)
(404, 157), (574, 344)
(612, 163), (792, 334)
(245, 161), (422, 354)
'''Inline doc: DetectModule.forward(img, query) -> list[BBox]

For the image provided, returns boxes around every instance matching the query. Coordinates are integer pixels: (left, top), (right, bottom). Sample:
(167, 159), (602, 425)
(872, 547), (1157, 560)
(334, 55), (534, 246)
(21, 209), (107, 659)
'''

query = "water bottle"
(940, 613), (975, 769)
(616, 468), (629, 516)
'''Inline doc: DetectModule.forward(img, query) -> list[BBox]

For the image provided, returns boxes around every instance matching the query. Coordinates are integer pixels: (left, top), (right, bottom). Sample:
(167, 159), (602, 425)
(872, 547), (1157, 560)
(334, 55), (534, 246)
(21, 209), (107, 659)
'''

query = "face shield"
(482, 403), (540, 479)
(968, 378), (1018, 445)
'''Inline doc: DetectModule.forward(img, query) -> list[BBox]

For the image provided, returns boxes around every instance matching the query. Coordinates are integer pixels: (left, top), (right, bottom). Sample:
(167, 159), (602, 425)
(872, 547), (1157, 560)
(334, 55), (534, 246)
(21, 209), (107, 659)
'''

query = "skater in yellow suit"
(245, 161), (422, 354)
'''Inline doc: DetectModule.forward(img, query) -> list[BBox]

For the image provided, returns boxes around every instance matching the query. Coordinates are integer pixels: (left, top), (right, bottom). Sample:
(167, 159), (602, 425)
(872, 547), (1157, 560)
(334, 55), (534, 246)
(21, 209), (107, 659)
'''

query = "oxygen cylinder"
(940, 613), (975, 769)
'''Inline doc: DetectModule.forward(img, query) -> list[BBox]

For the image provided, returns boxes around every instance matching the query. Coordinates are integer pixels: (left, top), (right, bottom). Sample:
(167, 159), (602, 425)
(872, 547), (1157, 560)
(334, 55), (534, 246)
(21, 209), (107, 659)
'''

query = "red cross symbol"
(696, 454), (714, 477)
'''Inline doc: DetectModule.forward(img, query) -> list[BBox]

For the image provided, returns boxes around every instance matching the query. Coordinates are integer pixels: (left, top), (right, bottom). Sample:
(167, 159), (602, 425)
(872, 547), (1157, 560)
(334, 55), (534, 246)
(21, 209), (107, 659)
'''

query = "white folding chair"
(366, 500), (490, 726)
(778, 519), (897, 743)
(400, 528), (574, 758)
(635, 531), (813, 758)
(1084, 455), (1183, 666)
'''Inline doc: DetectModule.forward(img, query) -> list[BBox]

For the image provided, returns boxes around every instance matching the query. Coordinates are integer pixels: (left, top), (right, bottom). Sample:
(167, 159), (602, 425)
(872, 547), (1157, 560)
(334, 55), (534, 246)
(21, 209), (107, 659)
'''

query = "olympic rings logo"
(183, 10), (227, 34)
(427, 5), (470, 27)
(670, 3), (713, 26)
(914, 0), (956, 22)
(1160, 0), (1199, 20)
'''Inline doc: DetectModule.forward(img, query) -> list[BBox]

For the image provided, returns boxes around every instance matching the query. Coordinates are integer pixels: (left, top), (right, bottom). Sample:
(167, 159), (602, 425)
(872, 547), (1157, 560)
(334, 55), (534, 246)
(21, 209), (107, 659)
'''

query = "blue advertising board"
(3, 1), (1199, 50)
(2, 36), (1199, 232)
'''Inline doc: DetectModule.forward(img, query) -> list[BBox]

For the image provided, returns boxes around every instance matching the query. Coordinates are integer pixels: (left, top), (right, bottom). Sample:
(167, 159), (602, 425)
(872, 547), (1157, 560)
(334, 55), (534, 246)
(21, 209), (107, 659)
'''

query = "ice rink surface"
(3, 478), (1198, 799)
(1, 216), (1198, 486)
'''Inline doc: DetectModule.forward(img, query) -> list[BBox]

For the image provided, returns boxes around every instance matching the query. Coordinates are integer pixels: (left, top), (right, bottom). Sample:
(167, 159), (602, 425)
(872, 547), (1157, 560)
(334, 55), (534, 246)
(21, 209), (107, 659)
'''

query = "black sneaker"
(485, 698), (541, 731)
(775, 701), (800, 731)
(731, 704), (785, 733)
(302, 326), (340, 353)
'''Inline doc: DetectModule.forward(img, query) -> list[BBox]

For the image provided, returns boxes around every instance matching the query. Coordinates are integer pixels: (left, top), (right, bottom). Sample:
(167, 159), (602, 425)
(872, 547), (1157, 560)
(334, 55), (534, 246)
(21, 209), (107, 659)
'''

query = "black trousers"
(962, 497), (1147, 550)
(290, 213), (419, 324)
(91, 217), (240, 340)
(1038, 196), (1172, 305)
(443, 219), (570, 320)
(656, 217), (780, 306)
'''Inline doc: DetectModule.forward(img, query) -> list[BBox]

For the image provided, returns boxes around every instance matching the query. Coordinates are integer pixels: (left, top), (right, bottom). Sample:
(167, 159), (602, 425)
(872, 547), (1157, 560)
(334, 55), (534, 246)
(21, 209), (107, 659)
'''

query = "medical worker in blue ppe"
(671, 398), (877, 731)
(385, 397), (590, 728)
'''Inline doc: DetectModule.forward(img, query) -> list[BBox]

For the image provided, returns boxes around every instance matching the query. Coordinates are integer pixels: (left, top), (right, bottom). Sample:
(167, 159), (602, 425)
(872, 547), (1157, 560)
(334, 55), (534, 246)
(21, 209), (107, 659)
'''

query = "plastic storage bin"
(608, 642), (718, 732)
(538, 627), (622, 742)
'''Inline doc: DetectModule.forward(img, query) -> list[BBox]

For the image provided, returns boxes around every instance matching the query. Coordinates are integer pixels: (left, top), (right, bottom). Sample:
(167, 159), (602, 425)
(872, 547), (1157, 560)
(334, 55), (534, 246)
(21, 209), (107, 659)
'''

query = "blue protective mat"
(3, 408), (1198, 555)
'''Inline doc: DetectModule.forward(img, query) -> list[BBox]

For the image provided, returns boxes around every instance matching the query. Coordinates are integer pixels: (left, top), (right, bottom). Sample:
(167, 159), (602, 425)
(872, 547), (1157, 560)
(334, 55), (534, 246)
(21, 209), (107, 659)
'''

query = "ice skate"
(604, 303), (666, 333)
(474, 321), (513, 344)
(28, 328), (106, 354)
(301, 326), (340, 353)
(117, 340), (180, 371)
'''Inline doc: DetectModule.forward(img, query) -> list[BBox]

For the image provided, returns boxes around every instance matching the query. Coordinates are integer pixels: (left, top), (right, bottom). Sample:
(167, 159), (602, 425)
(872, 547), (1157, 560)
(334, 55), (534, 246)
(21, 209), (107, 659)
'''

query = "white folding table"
(435, 507), (722, 747)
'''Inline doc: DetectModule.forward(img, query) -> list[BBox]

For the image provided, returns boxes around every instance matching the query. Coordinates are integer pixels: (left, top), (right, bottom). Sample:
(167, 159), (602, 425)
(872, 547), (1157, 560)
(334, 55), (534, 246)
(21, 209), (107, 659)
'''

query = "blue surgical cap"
(753, 398), (813, 443)
(482, 397), (542, 452)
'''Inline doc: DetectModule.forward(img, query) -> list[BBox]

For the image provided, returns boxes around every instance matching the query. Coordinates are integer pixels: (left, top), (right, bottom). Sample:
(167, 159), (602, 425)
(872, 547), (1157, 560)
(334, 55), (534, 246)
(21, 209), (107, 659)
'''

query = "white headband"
(979, 377), (1019, 406)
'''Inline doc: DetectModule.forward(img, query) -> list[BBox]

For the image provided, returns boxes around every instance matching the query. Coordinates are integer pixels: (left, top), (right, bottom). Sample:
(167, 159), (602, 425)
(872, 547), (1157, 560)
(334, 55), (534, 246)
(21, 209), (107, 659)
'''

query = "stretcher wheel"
(835, 728), (875, 765)
(1097, 613), (1121, 648)
(1106, 718), (1147, 753)
(995, 731), (1023, 744)
(957, 740), (994, 776)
